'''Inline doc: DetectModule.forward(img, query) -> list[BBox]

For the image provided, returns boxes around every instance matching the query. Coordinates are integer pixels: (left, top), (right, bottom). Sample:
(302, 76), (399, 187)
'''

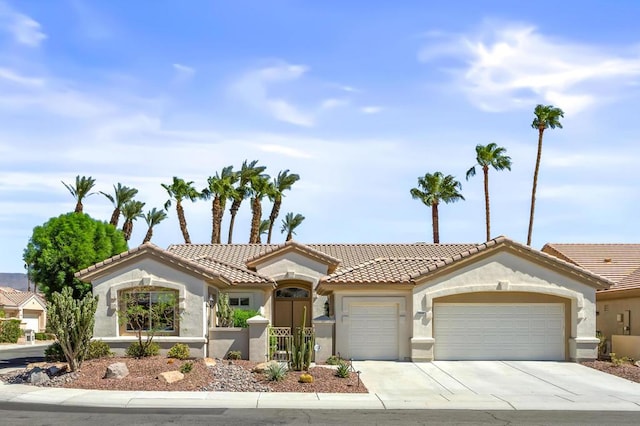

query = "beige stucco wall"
(411, 251), (599, 362)
(611, 335), (640, 360)
(333, 289), (412, 361)
(596, 297), (640, 344)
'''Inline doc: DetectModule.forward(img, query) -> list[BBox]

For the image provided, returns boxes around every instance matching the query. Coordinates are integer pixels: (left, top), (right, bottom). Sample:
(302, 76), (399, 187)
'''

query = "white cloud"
(361, 106), (383, 114)
(258, 144), (313, 159)
(320, 98), (349, 110)
(0, 2), (46, 46)
(0, 67), (44, 86)
(419, 23), (640, 113)
(231, 62), (315, 126)
(173, 63), (195, 82)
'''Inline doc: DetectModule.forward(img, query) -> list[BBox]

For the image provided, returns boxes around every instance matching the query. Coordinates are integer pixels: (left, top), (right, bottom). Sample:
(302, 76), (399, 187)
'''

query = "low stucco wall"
(208, 328), (249, 360)
(611, 335), (640, 360)
(94, 336), (207, 358)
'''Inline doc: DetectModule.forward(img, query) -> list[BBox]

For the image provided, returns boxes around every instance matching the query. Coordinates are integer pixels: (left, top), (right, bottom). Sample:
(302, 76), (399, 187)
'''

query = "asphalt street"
(0, 345), (45, 371)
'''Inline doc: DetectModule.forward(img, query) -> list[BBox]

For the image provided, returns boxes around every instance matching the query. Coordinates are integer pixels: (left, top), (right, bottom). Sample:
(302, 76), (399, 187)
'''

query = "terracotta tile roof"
(0, 289), (45, 308)
(323, 258), (439, 283)
(193, 257), (275, 285)
(542, 243), (640, 291)
(245, 240), (341, 272)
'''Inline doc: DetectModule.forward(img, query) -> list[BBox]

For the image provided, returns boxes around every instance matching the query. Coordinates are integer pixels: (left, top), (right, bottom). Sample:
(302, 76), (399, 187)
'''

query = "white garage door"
(22, 313), (40, 331)
(349, 303), (398, 360)
(434, 303), (565, 361)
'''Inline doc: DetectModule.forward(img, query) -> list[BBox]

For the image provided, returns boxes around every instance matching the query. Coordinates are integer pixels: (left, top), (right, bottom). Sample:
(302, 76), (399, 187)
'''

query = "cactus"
(287, 306), (315, 371)
(216, 293), (233, 327)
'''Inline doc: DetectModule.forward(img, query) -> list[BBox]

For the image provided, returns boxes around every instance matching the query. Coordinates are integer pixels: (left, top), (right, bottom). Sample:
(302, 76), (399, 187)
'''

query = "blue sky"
(2, 0), (640, 273)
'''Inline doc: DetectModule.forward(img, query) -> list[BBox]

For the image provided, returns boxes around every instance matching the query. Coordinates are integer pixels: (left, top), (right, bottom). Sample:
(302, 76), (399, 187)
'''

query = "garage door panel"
(434, 303), (565, 361)
(348, 303), (398, 360)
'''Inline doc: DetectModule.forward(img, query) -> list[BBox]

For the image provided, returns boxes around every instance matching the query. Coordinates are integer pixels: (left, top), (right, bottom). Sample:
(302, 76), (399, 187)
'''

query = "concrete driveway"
(354, 361), (640, 410)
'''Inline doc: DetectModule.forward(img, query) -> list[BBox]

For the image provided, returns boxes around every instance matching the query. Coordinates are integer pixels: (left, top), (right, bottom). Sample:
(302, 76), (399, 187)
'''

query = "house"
(542, 243), (640, 359)
(0, 287), (47, 332)
(75, 236), (609, 362)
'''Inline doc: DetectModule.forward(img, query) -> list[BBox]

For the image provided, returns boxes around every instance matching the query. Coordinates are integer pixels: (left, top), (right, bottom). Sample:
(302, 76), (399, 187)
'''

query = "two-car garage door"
(434, 303), (565, 361)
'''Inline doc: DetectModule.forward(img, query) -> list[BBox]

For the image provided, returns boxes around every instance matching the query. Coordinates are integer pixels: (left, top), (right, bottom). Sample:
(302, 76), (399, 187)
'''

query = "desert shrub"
(44, 342), (65, 362)
(86, 340), (113, 360)
(299, 373), (314, 383)
(610, 352), (632, 367)
(126, 341), (160, 358)
(232, 309), (259, 328)
(35, 332), (55, 341)
(336, 361), (350, 378)
(179, 361), (193, 374)
(226, 350), (242, 360)
(0, 309), (5, 318)
(167, 343), (190, 360)
(0, 319), (21, 343)
(265, 362), (287, 381)
(325, 355), (342, 365)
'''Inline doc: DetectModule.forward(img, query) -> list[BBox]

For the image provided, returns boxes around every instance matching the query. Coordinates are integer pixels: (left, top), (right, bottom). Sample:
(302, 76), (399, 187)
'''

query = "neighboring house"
(76, 236), (609, 362)
(542, 243), (640, 358)
(0, 287), (47, 332)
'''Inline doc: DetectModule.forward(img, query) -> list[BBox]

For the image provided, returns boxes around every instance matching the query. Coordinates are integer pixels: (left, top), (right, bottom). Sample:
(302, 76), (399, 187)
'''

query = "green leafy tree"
(23, 213), (128, 300)
(121, 200), (145, 242)
(249, 174), (274, 243)
(228, 160), (266, 243)
(267, 170), (300, 244)
(202, 166), (238, 244)
(466, 143), (512, 241)
(162, 177), (201, 244)
(527, 104), (564, 246)
(47, 287), (98, 371)
(281, 212), (305, 241)
(62, 175), (96, 213)
(101, 183), (139, 227)
(410, 172), (465, 243)
(142, 208), (167, 244)
(118, 287), (178, 358)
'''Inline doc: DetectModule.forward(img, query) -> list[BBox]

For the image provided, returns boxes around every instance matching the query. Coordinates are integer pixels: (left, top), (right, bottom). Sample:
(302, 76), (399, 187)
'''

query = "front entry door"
(273, 287), (312, 330)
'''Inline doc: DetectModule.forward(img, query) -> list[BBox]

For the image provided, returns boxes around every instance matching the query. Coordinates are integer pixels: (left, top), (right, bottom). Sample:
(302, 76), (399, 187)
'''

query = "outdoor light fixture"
(208, 294), (216, 308)
(324, 300), (330, 317)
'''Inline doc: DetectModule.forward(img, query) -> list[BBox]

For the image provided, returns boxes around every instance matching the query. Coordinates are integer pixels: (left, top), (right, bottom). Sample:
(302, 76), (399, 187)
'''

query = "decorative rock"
(158, 370), (184, 384)
(104, 362), (129, 379)
(204, 357), (217, 367)
(28, 369), (51, 386)
(635, 361), (640, 368)
(252, 360), (279, 373)
(47, 366), (63, 376)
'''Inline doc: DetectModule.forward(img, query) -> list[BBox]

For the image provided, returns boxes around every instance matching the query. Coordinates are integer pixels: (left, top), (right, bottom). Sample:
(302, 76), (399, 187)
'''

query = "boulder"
(204, 357), (217, 367)
(104, 362), (129, 379)
(252, 360), (280, 373)
(158, 370), (184, 384)
(635, 361), (640, 368)
(28, 369), (50, 386)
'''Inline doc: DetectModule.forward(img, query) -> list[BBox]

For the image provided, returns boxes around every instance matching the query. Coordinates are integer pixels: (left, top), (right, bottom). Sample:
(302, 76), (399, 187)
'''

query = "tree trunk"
(75, 201), (83, 213)
(527, 128), (545, 246)
(122, 220), (133, 241)
(212, 197), (223, 244)
(483, 165), (490, 241)
(249, 197), (262, 243)
(177, 201), (191, 244)
(432, 202), (440, 244)
(227, 199), (241, 244)
(286, 229), (293, 241)
(109, 209), (120, 227)
(267, 199), (281, 244)
(143, 226), (153, 243)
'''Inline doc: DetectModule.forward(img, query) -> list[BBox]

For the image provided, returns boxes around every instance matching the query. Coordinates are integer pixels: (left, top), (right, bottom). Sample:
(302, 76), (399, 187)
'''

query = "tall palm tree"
(466, 143), (512, 241)
(248, 174), (275, 243)
(62, 175), (96, 213)
(227, 160), (266, 244)
(121, 200), (145, 242)
(410, 172), (465, 244)
(142, 207), (168, 244)
(266, 169), (300, 244)
(527, 104), (564, 246)
(100, 183), (139, 227)
(162, 177), (201, 244)
(257, 219), (270, 244)
(202, 166), (238, 244)
(281, 212), (305, 241)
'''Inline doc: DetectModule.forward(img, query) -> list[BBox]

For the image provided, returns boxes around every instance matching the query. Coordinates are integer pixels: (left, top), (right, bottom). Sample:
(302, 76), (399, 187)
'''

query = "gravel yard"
(581, 360), (640, 384)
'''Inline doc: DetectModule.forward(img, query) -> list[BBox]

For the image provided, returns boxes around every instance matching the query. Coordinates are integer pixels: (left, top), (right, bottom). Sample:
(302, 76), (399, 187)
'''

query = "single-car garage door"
(434, 303), (565, 360)
(22, 312), (40, 331)
(349, 303), (398, 360)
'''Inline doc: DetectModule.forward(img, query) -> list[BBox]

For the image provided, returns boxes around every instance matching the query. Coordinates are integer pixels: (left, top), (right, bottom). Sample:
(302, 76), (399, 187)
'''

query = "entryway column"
(247, 315), (270, 362)
(312, 317), (335, 363)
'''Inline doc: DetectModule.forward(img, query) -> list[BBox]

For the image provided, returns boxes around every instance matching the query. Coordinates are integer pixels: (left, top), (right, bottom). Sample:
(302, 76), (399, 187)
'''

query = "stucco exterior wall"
(596, 297), (640, 344)
(411, 251), (599, 362)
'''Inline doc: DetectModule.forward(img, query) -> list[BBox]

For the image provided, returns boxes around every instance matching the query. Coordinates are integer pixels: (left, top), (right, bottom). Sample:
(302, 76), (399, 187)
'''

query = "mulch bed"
(581, 360), (640, 383)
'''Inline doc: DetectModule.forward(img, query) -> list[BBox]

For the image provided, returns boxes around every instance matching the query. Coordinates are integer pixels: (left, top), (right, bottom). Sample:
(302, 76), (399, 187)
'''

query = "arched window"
(275, 287), (309, 298)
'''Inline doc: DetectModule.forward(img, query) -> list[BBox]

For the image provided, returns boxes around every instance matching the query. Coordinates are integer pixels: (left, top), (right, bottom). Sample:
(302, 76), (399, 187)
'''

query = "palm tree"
(121, 200), (145, 242)
(248, 174), (275, 243)
(62, 175), (96, 213)
(281, 212), (305, 241)
(466, 143), (512, 241)
(162, 177), (201, 244)
(266, 169), (300, 244)
(257, 219), (270, 244)
(202, 166), (238, 244)
(527, 104), (564, 246)
(410, 172), (465, 244)
(142, 208), (167, 244)
(227, 160), (266, 244)
(101, 183), (139, 227)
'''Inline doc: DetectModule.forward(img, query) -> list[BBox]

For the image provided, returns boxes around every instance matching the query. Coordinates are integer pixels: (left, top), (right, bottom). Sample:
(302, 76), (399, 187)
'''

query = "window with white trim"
(119, 288), (178, 334)
(227, 293), (254, 310)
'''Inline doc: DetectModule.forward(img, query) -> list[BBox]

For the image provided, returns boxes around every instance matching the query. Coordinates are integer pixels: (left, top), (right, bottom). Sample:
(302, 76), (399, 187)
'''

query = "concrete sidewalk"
(1, 360), (640, 410)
